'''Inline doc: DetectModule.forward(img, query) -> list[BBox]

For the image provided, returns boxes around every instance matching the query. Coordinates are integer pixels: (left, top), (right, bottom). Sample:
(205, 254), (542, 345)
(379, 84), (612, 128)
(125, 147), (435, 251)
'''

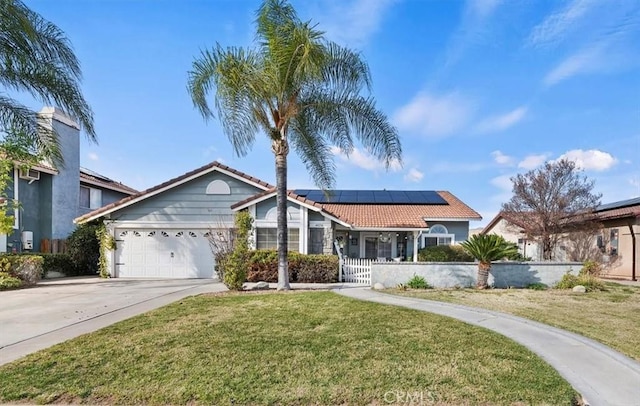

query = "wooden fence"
(40, 239), (67, 254)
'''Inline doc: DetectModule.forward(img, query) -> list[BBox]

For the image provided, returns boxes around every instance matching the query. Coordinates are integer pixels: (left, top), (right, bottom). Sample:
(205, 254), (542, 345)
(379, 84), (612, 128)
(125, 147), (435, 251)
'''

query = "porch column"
(413, 231), (419, 262)
(300, 207), (308, 254)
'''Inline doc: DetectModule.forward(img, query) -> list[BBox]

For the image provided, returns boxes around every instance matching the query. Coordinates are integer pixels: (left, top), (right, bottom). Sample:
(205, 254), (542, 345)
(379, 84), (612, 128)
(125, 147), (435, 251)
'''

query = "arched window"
(205, 180), (231, 195)
(265, 206), (299, 221)
(429, 224), (448, 234)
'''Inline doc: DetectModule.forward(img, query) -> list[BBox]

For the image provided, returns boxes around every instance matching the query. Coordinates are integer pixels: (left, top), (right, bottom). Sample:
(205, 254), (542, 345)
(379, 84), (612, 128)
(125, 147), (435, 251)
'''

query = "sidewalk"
(334, 287), (640, 406)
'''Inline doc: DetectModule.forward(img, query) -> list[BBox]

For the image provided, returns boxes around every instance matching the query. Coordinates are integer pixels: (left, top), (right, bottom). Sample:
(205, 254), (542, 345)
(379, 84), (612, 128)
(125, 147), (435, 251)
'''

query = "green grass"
(0, 291), (577, 405)
(391, 282), (640, 361)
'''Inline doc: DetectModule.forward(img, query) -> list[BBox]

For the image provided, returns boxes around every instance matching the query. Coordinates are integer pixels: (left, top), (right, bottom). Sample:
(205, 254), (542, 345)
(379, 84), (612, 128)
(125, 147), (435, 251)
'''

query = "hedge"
(222, 249), (339, 283)
(418, 245), (474, 262)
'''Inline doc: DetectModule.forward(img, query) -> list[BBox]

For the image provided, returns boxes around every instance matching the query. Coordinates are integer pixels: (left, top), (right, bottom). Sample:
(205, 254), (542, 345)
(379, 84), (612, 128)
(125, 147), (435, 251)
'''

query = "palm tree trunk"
(273, 138), (291, 290)
(476, 261), (491, 289)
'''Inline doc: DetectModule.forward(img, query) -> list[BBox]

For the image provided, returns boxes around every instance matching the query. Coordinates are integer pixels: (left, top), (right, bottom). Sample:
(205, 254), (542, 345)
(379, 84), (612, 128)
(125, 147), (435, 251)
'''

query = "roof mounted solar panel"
(292, 189), (448, 205)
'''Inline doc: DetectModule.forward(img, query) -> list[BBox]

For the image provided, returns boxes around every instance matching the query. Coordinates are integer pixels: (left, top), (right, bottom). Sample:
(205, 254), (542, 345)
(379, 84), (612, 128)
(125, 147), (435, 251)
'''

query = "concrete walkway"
(0, 278), (227, 366)
(334, 287), (640, 406)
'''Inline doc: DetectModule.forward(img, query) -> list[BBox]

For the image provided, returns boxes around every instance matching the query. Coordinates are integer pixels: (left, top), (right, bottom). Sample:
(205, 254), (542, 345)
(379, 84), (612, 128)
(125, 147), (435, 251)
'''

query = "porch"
(333, 229), (425, 262)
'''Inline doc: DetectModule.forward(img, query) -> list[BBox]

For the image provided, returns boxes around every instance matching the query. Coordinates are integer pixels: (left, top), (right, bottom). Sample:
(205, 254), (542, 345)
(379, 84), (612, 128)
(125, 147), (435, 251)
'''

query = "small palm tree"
(1, 0), (96, 162)
(188, 0), (401, 290)
(461, 234), (519, 289)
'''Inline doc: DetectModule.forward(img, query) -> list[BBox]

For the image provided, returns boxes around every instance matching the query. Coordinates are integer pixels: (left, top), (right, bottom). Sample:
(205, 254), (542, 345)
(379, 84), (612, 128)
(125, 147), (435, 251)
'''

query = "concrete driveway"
(0, 277), (226, 366)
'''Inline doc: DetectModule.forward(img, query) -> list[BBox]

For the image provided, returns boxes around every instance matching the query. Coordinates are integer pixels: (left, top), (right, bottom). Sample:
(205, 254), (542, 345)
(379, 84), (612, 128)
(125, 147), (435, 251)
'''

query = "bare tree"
(502, 159), (601, 260)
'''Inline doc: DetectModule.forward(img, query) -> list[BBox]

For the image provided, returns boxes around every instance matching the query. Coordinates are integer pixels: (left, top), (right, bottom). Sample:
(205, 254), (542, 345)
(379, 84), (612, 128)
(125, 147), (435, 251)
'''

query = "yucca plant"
(461, 234), (519, 289)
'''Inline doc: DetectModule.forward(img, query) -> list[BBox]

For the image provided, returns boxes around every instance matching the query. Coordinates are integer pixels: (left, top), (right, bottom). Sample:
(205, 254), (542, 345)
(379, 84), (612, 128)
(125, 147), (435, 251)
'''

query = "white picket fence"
(340, 258), (373, 285)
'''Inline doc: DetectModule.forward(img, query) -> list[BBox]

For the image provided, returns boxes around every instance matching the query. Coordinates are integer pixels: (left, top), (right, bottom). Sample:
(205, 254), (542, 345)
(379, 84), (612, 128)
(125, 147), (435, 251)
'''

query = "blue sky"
(22, 0), (640, 226)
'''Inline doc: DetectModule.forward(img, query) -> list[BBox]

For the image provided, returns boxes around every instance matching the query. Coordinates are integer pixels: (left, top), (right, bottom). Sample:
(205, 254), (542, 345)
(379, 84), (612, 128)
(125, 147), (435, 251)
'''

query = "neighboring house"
(482, 197), (640, 280)
(75, 161), (482, 279)
(0, 107), (137, 253)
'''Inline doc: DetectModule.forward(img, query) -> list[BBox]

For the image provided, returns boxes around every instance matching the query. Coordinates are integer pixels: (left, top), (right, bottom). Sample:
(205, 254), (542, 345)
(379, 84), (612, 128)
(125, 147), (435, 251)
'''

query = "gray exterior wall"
(111, 171), (264, 224)
(371, 261), (582, 288)
(7, 173), (53, 252)
(309, 211), (325, 222)
(45, 109), (80, 239)
(427, 221), (470, 243)
(255, 197), (301, 220)
(77, 186), (131, 217)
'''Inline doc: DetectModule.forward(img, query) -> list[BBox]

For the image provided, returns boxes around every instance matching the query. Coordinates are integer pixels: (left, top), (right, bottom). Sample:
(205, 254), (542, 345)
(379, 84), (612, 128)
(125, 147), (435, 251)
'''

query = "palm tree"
(1, 0), (96, 163)
(188, 0), (401, 290)
(461, 234), (519, 289)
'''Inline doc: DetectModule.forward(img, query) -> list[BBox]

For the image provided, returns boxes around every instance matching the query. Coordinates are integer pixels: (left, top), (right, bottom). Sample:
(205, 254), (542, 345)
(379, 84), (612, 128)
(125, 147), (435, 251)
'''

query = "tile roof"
(80, 168), (138, 195)
(321, 191), (481, 228)
(75, 161), (273, 224)
(235, 189), (481, 228)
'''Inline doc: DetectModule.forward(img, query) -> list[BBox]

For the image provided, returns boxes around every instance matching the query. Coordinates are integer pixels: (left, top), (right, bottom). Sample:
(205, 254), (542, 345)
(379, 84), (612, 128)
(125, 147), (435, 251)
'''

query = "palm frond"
(289, 109), (336, 189)
(0, 95), (63, 164)
(461, 234), (519, 263)
(0, 0), (95, 139)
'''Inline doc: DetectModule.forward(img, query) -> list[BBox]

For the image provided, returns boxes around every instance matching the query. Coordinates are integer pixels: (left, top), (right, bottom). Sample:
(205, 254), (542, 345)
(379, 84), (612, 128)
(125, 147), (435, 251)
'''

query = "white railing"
(340, 258), (373, 285)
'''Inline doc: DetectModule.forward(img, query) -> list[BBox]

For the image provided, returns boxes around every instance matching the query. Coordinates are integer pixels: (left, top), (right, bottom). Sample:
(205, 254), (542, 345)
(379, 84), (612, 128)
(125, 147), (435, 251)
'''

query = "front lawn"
(0, 291), (577, 405)
(391, 282), (640, 361)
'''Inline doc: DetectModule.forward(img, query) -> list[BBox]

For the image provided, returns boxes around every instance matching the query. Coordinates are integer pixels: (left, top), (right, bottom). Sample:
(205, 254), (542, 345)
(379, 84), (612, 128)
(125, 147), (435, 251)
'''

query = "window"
(610, 229), (619, 256)
(364, 236), (392, 259)
(80, 186), (102, 209)
(423, 224), (454, 248)
(309, 228), (325, 254)
(256, 228), (299, 252)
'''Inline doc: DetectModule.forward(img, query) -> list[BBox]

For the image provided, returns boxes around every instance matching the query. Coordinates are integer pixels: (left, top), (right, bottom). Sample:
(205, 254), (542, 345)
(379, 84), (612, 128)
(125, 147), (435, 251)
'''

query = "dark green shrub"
(67, 222), (100, 275)
(418, 245), (474, 262)
(244, 249), (339, 283)
(407, 274), (430, 289)
(527, 282), (548, 290)
(0, 271), (22, 290)
(41, 253), (78, 277)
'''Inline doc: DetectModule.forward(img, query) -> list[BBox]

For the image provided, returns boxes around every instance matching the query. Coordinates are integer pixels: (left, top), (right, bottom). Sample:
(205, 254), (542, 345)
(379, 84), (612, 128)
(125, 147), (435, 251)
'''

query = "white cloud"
(404, 168), (424, 183)
(475, 106), (528, 134)
(314, 0), (397, 46)
(491, 150), (514, 166)
(330, 146), (401, 173)
(87, 152), (99, 161)
(518, 153), (549, 170)
(557, 149), (617, 171)
(468, 0), (503, 19)
(528, 0), (597, 47)
(393, 91), (474, 138)
(543, 43), (606, 86)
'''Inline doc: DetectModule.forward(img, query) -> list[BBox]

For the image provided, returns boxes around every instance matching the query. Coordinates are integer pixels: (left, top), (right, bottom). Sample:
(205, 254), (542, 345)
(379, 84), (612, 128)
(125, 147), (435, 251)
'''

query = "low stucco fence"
(371, 261), (583, 288)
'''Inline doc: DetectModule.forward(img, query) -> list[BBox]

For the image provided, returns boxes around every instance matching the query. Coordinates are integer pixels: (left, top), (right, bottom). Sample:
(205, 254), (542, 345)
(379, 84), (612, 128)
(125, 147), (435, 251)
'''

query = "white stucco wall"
(371, 261), (582, 288)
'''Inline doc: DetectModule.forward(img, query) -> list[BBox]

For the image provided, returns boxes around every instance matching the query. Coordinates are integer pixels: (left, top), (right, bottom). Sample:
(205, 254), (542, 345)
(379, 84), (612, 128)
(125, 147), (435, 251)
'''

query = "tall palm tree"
(188, 0), (401, 290)
(461, 234), (519, 289)
(1, 0), (96, 163)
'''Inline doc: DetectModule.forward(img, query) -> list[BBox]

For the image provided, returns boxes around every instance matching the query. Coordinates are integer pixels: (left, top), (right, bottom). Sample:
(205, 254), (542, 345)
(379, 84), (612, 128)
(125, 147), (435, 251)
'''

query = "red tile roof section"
(234, 189), (481, 228)
(321, 191), (481, 228)
(75, 161), (273, 223)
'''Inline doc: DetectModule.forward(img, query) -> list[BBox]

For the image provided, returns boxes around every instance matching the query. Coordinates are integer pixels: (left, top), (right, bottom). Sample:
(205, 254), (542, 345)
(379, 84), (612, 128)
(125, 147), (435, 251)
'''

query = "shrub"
(244, 250), (339, 283)
(0, 271), (22, 290)
(67, 222), (100, 275)
(41, 253), (78, 277)
(0, 254), (44, 286)
(418, 245), (474, 262)
(222, 211), (253, 290)
(407, 274), (431, 289)
(555, 272), (605, 292)
(580, 260), (601, 276)
(527, 282), (548, 290)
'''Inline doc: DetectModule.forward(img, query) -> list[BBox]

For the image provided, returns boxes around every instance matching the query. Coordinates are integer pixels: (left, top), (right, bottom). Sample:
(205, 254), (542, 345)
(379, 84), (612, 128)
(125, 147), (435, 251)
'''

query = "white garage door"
(115, 229), (216, 278)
